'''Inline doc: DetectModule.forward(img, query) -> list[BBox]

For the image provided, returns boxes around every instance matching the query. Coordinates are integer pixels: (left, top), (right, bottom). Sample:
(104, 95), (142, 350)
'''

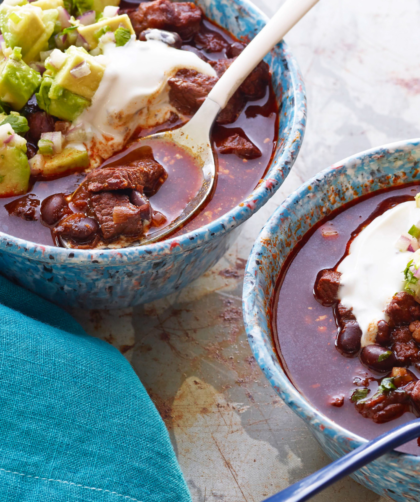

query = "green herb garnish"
(38, 139), (54, 155)
(378, 377), (397, 393)
(378, 351), (392, 362)
(62, 25), (78, 36)
(351, 388), (370, 403)
(94, 25), (111, 41)
(409, 225), (420, 239)
(115, 27), (131, 47)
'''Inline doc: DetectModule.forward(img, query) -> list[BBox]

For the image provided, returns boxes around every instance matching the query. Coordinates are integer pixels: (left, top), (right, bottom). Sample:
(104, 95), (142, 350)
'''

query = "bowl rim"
(243, 137), (420, 462)
(0, 0), (307, 265)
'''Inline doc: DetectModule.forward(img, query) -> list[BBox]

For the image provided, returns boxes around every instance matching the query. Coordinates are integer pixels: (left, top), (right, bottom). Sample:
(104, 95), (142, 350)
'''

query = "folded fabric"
(0, 274), (191, 502)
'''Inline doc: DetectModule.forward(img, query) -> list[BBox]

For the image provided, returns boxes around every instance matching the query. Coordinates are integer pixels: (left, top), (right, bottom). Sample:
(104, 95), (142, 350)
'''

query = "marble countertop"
(71, 1), (419, 500)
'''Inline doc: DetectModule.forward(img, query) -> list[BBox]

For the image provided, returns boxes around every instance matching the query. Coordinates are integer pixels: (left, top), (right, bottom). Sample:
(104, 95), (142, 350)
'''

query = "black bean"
(139, 29), (183, 49)
(336, 321), (362, 355)
(130, 190), (152, 221)
(41, 194), (69, 226)
(130, 190), (147, 207)
(55, 214), (99, 243)
(360, 344), (397, 373)
(376, 320), (391, 346)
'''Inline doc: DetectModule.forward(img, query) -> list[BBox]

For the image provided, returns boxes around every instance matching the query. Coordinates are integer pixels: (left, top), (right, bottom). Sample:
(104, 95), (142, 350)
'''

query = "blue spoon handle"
(264, 418), (420, 502)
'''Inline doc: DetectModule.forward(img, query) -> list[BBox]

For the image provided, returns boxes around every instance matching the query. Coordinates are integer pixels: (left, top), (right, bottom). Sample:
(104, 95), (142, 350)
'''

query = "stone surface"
(69, 0), (417, 499)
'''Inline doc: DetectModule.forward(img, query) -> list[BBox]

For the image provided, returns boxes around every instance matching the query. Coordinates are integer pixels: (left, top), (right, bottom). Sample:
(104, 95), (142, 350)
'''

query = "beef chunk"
(194, 30), (229, 53)
(54, 214), (99, 244)
(356, 389), (410, 423)
(91, 192), (143, 240)
(336, 302), (356, 322)
(86, 159), (167, 196)
(26, 111), (55, 143)
(217, 133), (261, 159)
(409, 320), (420, 343)
(391, 326), (413, 343)
(129, 0), (202, 40)
(5, 194), (40, 221)
(168, 57), (270, 125)
(386, 292), (420, 325)
(168, 68), (217, 116)
(314, 269), (341, 306)
(211, 58), (270, 100)
(227, 42), (245, 58)
(240, 60), (270, 100)
(393, 340), (420, 366)
(216, 91), (246, 124)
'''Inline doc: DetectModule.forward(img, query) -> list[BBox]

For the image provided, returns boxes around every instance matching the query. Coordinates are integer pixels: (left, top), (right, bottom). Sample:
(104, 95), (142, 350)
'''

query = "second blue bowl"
(243, 139), (420, 501)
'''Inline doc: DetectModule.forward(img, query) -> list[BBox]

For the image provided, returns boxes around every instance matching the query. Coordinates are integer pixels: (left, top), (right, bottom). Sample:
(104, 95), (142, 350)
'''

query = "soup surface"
(273, 183), (420, 455)
(0, 1), (278, 248)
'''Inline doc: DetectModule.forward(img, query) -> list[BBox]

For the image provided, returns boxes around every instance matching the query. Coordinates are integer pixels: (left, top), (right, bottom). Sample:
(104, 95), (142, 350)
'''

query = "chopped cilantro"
(94, 25), (111, 41)
(115, 27), (131, 47)
(377, 351), (392, 362)
(378, 377), (397, 393)
(62, 25), (78, 36)
(409, 225), (420, 239)
(351, 388), (370, 402)
(38, 139), (54, 155)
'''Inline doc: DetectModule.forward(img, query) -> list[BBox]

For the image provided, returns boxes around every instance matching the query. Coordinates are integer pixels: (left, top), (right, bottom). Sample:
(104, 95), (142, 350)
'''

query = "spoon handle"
(263, 418), (420, 502)
(207, 0), (319, 108)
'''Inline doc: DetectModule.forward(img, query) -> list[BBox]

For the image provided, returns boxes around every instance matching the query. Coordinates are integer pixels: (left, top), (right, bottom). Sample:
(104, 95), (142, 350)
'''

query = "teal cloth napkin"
(0, 274), (191, 502)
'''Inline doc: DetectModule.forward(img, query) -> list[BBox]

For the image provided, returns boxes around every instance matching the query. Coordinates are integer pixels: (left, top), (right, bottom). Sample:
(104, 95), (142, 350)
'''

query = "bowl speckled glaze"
(243, 139), (420, 502)
(0, 0), (306, 310)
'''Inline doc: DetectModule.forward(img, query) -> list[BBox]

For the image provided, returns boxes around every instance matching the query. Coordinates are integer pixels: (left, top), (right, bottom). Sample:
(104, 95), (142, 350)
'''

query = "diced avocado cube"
(42, 147), (89, 175)
(0, 145), (30, 196)
(92, 0), (119, 13)
(77, 14), (134, 49)
(0, 55), (41, 110)
(36, 74), (90, 121)
(31, 0), (63, 9)
(51, 46), (105, 100)
(0, 5), (58, 63)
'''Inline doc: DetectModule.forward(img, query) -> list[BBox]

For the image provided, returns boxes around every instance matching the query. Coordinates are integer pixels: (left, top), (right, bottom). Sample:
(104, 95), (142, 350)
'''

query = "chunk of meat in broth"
(128, 0), (202, 40)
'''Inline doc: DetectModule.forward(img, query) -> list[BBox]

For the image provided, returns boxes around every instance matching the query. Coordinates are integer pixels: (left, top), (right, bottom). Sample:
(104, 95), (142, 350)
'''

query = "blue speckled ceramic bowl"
(243, 139), (420, 501)
(0, 0), (306, 309)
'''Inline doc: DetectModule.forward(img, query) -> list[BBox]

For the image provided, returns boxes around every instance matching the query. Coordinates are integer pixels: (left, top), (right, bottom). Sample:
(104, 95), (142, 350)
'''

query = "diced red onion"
(77, 10), (96, 25)
(414, 267), (420, 279)
(3, 133), (14, 145)
(0, 35), (4, 44)
(29, 61), (46, 74)
(55, 33), (66, 50)
(65, 125), (87, 143)
(75, 32), (90, 50)
(103, 5), (119, 17)
(57, 7), (71, 28)
(411, 238), (419, 251)
(0, 123), (14, 143)
(395, 234), (411, 252)
(48, 49), (67, 69)
(70, 60), (91, 78)
(100, 31), (115, 44)
(41, 131), (63, 154)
